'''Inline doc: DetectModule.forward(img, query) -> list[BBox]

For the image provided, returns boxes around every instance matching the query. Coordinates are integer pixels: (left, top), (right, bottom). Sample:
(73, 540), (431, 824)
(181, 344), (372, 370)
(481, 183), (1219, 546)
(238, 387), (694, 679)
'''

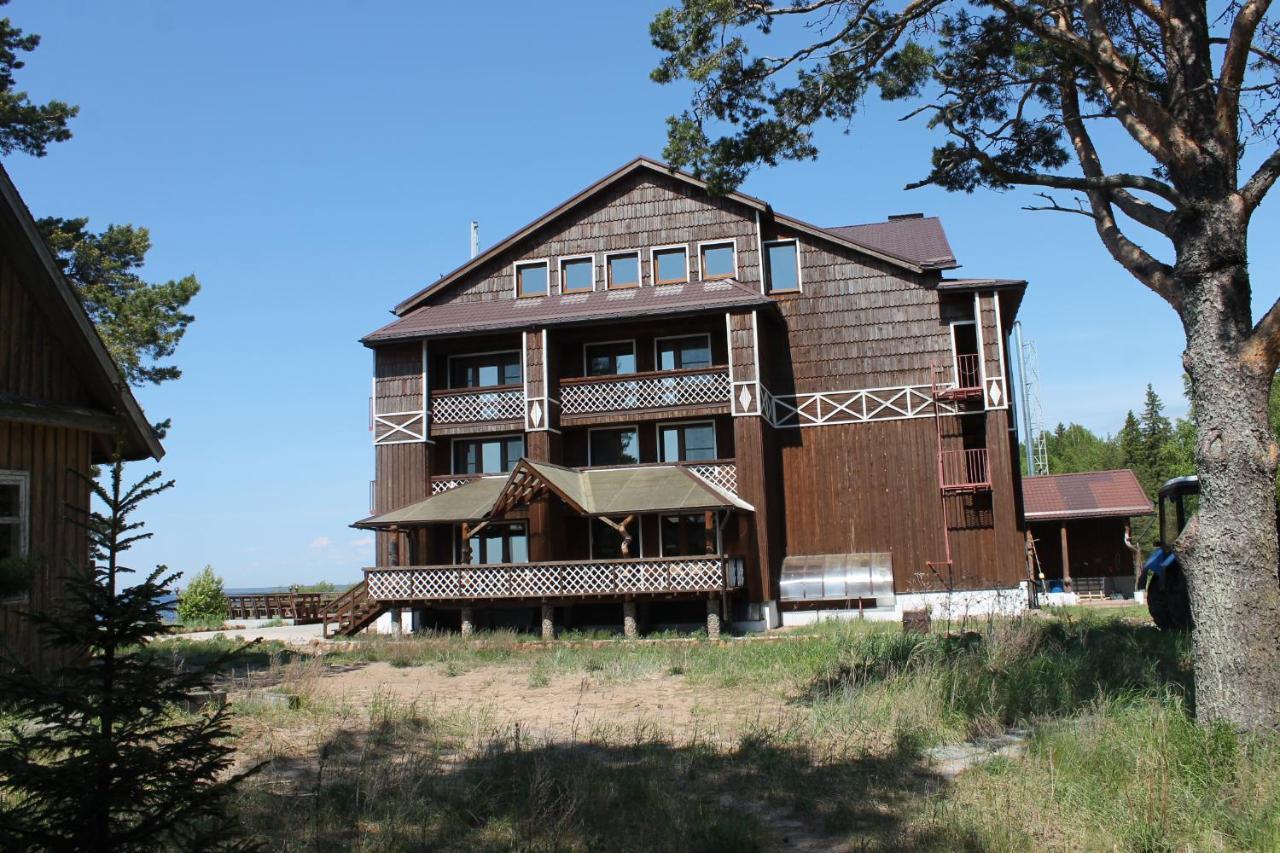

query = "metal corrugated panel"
(779, 552), (894, 605)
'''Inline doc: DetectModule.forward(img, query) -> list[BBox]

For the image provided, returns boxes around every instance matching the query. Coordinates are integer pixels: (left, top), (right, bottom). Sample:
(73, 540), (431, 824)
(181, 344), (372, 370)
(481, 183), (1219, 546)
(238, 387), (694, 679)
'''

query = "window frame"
(653, 333), (713, 372)
(605, 250), (642, 290)
(0, 469), (29, 565)
(513, 258), (550, 299)
(450, 433), (526, 475)
(656, 419), (719, 463)
(582, 339), (638, 377)
(446, 349), (523, 389)
(649, 244), (690, 286)
(658, 512), (722, 558)
(763, 238), (803, 294)
(455, 521), (529, 565)
(586, 424), (641, 467)
(697, 239), (738, 281)
(558, 254), (596, 294)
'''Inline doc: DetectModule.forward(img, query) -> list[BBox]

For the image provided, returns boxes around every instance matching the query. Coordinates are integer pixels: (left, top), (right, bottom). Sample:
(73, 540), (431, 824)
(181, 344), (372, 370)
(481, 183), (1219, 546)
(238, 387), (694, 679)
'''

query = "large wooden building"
(342, 158), (1028, 635)
(0, 164), (163, 669)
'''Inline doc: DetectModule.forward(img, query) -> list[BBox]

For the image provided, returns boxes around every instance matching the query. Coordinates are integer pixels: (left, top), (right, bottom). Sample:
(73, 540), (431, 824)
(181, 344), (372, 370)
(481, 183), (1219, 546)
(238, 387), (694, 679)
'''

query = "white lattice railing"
(365, 556), (743, 601)
(684, 461), (738, 496)
(767, 385), (959, 428)
(431, 475), (497, 495)
(560, 368), (731, 415)
(431, 387), (524, 424)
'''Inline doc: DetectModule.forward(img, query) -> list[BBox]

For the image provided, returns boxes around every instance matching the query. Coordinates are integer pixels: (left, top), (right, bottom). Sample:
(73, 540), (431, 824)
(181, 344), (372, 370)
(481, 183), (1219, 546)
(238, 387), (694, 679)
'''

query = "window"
(656, 334), (712, 371)
(515, 261), (548, 298)
(453, 435), (524, 474)
(652, 246), (688, 284)
(589, 427), (639, 466)
(661, 514), (714, 557)
(0, 471), (28, 562)
(560, 256), (594, 293)
(584, 341), (636, 377)
(590, 519), (630, 559)
(764, 239), (801, 293)
(606, 252), (640, 289)
(463, 523), (528, 565)
(950, 322), (981, 389)
(699, 241), (736, 280)
(659, 421), (717, 462)
(449, 351), (521, 388)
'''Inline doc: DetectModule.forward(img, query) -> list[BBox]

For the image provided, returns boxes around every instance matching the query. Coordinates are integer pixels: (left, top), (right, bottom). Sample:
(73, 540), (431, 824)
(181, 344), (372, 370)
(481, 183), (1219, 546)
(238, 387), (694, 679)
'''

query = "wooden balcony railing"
(954, 353), (982, 390)
(559, 367), (731, 415)
(939, 448), (991, 492)
(225, 591), (340, 623)
(430, 385), (524, 424)
(365, 555), (745, 602)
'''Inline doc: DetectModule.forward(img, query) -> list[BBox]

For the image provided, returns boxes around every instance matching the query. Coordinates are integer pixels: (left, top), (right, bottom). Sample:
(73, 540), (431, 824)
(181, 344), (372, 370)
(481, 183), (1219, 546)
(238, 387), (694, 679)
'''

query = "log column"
(1060, 522), (1072, 591)
(540, 603), (555, 640)
(706, 598), (721, 640)
(623, 602), (638, 638)
(460, 607), (475, 636)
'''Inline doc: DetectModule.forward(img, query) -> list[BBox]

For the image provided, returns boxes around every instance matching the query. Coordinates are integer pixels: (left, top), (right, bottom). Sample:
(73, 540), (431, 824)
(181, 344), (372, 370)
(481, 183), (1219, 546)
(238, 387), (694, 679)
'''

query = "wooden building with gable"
(339, 157), (1028, 636)
(0, 164), (163, 670)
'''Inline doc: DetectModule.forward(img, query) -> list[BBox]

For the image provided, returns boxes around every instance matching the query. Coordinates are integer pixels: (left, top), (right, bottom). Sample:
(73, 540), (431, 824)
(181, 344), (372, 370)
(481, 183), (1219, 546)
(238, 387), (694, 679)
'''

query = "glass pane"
(0, 523), (19, 560)
(451, 353), (521, 388)
(508, 527), (529, 563)
(608, 254), (638, 287)
(591, 519), (624, 558)
(500, 354), (522, 386)
(659, 336), (711, 371)
(701, 243), (735, 279)
(562, 258), (593, 292)
(503, 436), (524, 470)
(590, 428), (638, 466)
(765, 241), (800, 292)
(662, 515), (708, 557)
(518, 263), (547, 296)
(654, 248), (687, 283)
(585, 342), (636, 377)
(0, 484), (19, 518)
(481, 441), (502, 473)
(660, 427), (681, 463)
(682, 424), (717, 461)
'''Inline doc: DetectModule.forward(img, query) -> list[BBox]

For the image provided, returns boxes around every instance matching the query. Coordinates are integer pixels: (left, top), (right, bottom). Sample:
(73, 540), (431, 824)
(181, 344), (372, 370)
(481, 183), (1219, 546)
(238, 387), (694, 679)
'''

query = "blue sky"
(5, 2), (1278, 588)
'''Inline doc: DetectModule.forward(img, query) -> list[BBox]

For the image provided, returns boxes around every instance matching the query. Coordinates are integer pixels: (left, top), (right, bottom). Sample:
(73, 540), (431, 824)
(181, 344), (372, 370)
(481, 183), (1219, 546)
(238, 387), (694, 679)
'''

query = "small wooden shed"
(1023, 470), (1154, 598)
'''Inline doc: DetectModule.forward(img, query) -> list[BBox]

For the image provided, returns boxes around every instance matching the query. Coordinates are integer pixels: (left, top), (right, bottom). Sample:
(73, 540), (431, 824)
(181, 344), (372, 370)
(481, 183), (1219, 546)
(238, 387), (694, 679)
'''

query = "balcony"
(940, 448), (991, 492)
(365, 555), (744, 602)
(430, 385), (524, 425)
(935, 353), (984, 403)
(559, 367), (731, 417)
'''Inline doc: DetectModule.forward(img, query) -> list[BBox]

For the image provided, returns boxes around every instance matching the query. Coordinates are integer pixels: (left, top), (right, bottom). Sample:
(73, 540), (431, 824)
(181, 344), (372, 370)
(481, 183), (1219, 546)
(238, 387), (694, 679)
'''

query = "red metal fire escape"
(926, 354), (991, 576)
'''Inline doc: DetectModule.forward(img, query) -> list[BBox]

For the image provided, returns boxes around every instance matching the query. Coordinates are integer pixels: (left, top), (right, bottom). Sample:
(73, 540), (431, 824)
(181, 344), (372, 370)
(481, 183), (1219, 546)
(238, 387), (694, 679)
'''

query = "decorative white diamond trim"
(686, 462), (738, 496)
(766, 385), (960, 428)
(431, 389), (524, 424)
(737, 385), (753, 413)
(365, 556), (739, 602)
(560, 369), (730, 415)
(987, 380), (1003, 407)
(373, 411), (426, 445)
(529, 399), (544, 427)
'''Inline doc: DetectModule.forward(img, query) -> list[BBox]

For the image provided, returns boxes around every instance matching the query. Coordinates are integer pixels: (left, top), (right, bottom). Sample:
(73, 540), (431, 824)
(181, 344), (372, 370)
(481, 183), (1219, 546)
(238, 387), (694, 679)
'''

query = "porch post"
(623, 601), (638, 638)
(1060, 521), (1072, 591)
(389, 607), (403, 636)
(706, 597), (721, 640)
(540, 603), (554, 641)
(460, 606), (475, 636)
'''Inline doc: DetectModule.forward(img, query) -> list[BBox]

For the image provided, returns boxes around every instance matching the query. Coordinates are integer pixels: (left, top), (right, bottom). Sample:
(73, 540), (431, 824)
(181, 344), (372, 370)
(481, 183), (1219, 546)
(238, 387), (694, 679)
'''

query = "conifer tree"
(0, 457), (257, 852)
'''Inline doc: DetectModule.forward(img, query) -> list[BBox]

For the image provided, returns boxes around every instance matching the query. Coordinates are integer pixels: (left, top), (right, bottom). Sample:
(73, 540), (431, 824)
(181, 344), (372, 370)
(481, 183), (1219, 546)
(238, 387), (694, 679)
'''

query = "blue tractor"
(1139, 475), (1197, 631)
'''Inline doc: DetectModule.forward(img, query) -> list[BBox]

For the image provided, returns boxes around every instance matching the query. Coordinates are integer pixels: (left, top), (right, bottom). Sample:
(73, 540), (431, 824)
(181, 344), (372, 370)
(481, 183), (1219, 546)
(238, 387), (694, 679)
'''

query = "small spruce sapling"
(0, 456), (259, 851)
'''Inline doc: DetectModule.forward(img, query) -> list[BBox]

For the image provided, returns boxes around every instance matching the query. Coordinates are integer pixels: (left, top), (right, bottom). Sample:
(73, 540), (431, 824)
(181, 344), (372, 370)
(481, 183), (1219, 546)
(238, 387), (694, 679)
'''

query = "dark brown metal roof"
(364, 278), (772, 344)
(823, 217), (958, 270)
(1023, 470), (1154, 521)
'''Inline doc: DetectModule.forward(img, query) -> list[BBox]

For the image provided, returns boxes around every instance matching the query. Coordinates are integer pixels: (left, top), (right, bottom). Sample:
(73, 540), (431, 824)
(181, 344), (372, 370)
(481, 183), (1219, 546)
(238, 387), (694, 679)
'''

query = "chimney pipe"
(470, 221), (479, 259)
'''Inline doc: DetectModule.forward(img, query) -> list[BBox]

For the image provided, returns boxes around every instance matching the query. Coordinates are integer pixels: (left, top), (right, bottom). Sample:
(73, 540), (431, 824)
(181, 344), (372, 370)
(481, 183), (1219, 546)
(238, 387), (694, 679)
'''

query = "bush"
(177, 565), (228, 625)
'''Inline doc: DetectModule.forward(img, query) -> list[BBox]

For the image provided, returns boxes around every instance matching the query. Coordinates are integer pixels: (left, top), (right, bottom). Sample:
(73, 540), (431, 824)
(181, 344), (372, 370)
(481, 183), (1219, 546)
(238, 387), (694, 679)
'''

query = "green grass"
(171, 610), (1278, 850)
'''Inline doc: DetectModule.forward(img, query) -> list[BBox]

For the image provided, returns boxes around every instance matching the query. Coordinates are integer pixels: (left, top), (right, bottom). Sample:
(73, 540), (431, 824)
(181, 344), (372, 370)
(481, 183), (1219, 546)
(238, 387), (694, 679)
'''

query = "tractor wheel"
(1147, 565), (1192, 631)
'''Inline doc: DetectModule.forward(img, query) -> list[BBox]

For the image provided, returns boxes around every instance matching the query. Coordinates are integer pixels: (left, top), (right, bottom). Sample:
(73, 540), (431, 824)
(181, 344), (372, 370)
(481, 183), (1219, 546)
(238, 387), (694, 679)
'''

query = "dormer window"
(699, 240), (736, 280)
(560, 256), (594, 293)
(652, 246), (689, 285)
(764, 239), (801, 294)
(515, 260), (548, 298)
(606, 251), (640, 289)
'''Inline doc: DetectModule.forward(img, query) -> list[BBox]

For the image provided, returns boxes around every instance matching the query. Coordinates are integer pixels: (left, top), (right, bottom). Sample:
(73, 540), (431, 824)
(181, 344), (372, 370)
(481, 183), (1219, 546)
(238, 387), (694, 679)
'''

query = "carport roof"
(1023, 469), (1154, 521)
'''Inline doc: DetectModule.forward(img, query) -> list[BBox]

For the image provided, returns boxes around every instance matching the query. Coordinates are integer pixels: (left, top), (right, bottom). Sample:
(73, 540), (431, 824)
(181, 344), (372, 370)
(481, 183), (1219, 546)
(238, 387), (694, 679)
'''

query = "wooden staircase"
(322, 580), (385, 638)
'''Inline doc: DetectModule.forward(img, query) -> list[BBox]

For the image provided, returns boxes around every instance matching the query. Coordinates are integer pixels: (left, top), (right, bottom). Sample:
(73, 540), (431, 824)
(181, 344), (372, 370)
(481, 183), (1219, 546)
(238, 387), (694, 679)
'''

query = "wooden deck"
(226, 591), (341, 624)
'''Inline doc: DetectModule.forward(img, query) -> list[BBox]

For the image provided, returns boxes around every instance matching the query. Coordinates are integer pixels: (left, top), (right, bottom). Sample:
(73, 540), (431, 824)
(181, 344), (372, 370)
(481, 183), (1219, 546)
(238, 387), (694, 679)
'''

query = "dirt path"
(299, 661), (792, 743)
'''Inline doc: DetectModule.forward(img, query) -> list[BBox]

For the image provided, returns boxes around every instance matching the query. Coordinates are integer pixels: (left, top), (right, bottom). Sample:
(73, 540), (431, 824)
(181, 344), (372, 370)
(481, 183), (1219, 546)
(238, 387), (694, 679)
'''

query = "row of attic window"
(512, 237), (801, 298)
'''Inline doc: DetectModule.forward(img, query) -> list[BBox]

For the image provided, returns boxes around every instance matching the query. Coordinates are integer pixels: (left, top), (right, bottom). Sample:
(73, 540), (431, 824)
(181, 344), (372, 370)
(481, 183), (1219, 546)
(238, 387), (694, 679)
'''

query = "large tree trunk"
(1176, 203), (1280, 731)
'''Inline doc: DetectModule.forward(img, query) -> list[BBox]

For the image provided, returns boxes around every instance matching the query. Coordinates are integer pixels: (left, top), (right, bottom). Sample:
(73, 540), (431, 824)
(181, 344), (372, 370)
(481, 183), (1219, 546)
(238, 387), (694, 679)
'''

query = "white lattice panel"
(431, 389), (524, 424)
(767, 385), (959, 428)
(365, 557), (736, 602)
(687, 463), (738, 496)
(560, 370), (730, 415)
(431, 478), (474, 495)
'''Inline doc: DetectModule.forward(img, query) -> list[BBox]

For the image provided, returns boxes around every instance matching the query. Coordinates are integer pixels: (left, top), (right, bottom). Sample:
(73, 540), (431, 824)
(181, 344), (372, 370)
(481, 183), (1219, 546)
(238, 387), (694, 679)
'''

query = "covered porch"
(352, 459), (752, 637)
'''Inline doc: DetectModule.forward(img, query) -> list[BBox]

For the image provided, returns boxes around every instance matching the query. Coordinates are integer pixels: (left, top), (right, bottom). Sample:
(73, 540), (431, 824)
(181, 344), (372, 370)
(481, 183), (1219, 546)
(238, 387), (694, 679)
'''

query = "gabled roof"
(0, 164), (162, 461)
(364, 277), (771, 344)
(389, 157), (952, 318)
(822, 216), (956, 269)
(1023, 470), (1154, 521)
(353, 476), (506, 526)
